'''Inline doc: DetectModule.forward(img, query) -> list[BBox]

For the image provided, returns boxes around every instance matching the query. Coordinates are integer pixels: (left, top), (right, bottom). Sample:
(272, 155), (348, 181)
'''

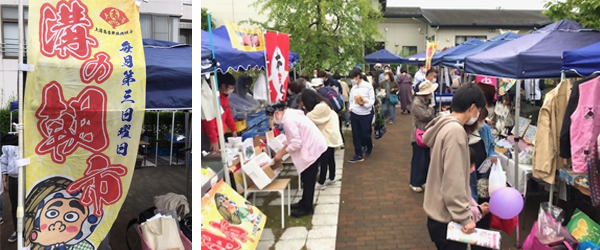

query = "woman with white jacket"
(298, 89), (343, 190)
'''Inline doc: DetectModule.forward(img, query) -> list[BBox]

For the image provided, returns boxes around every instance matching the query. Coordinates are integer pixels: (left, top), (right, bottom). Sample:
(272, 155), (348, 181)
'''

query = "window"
(455, 36), (486, 46)
(180, 29), (192, 45)
(139, 14), (180, 42)
(401, 46), (417, 56)
(2, 6), (28, 58)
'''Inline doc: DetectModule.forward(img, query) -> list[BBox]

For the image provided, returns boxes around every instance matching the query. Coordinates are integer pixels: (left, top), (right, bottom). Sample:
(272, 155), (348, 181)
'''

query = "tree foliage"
(201, 7), (216, 31)
(543, 0), (600, 30)
(244, 0), (382, 74)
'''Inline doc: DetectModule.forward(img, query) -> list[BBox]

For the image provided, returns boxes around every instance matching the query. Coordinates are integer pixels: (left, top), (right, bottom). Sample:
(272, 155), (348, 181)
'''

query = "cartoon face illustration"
(25, 176), (103, 250)
(31, 195), (89, 245)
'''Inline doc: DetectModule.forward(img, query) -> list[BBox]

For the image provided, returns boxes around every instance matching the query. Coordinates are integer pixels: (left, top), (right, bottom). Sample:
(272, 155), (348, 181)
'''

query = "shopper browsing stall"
(422, 83), (487, 249)
(201, 73), (239, 153)
(298, 89), (343, 190)
(410, 79), (437, 193)
(348, 69), (375, 163)
(268, 103), (327, 218)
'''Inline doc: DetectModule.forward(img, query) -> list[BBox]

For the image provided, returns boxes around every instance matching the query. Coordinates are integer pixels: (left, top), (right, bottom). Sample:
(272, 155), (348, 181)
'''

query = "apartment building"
(0, 0), (192, 107)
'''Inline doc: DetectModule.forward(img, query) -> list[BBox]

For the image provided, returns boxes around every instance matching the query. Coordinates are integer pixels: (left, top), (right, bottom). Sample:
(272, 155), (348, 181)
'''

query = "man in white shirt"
(413, 64), (426, 87)
(348, 69), (375, 163)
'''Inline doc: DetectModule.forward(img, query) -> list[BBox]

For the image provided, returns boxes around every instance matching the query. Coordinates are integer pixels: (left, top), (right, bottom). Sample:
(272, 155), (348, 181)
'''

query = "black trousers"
(350, 112), (373, 157)
(410, 142), (431, 187)
(427, 217), (468, 250)
(9, 176), (18, 232)
(318, 147), (336, 185)
(299, 157), (320, 212)
(338, 115), (345, 144)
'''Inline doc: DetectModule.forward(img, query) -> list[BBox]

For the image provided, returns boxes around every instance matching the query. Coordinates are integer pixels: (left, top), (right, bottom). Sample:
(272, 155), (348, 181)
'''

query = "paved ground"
(336, 112), (544, 250)
(0, 157), (191, 250)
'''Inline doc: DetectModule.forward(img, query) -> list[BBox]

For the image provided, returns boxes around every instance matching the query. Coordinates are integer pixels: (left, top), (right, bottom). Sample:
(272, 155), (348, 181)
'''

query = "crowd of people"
(202, 63), (501, 249)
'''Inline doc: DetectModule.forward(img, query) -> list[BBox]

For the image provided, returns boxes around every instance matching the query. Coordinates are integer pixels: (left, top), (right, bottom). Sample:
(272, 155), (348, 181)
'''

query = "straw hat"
(416, 80), (439, 95)
(310, 78), (324, 87)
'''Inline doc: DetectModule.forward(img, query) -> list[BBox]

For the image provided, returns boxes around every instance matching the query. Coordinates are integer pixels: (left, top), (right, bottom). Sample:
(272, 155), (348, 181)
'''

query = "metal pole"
(155, 111), (159, 167)
(184, 111), (191, 201)
(513, 79), (522, 248)
(17, 0), (25, 248)
(207, 12), (231, 186)
(170, 111), (175, 165)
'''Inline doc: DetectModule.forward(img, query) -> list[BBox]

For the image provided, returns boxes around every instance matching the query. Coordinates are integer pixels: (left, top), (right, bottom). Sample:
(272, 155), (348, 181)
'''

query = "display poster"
(24, 0), (146, 248)
(425, 41), (438, 70)
(225, 21), (266, 52)
(265, 31), (290, 102)
(201, 180), (267, 250)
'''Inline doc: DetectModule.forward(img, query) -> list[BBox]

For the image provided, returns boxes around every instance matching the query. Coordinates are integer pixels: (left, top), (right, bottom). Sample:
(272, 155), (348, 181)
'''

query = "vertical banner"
(425, 41), (438, 70)
(265, 32), (290, 102)
(201, 180), (266, 249)
(24, 0), (145, 249)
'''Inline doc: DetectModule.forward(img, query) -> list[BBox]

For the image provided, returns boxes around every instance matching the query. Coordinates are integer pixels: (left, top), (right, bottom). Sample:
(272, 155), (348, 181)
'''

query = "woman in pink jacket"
(269, 102), (328, 217)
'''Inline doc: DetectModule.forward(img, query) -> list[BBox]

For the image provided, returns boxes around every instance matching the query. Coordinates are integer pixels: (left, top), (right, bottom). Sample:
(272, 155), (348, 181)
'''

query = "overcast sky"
(387, 0), (548, 10)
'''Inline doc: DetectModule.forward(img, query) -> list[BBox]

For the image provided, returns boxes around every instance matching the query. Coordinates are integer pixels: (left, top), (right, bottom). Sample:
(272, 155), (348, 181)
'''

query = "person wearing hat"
(267, 102), (328, 218)
(348, 69), (375, 163)
(409, 71), (438, 193)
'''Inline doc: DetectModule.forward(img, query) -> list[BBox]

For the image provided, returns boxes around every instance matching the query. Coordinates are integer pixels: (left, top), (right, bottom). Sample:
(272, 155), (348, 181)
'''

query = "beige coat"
(411, 97), (435, 142)
(533, 79), (571, 184)
(307, 102), (343, 148)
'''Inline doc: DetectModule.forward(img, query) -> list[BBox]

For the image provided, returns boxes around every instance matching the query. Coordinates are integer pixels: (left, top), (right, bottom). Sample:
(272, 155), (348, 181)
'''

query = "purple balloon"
(489, 187), (523, 219)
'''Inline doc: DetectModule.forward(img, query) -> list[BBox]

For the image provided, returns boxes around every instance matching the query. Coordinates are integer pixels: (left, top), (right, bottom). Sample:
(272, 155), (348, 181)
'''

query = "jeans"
(318, 147), (336, 184)
(427, 217), (468, 250)
(299, 158), (320, 212)
(350, 112), (374, 157)
(338, 115), (345, 144)
(382, 99), (396, 122)
(410, 142), (431, 187)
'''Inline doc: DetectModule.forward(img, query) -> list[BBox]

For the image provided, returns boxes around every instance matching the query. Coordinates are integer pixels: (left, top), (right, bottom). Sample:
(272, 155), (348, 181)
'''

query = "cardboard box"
(266, 131), (290, 160)
(241, 152), (283, 189)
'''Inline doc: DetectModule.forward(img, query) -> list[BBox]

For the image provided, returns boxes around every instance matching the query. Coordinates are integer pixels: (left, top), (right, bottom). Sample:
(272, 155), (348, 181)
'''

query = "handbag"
(415, 128), (427, 148)
(141, 217), (185, 250)
(522, 221), (578, 250)
(389, 94), (399, 105)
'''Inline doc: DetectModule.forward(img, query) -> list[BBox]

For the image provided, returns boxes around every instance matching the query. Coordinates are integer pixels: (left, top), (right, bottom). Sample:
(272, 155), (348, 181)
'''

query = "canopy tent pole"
(10, 111), (12, 133)
(207, 12), (232, 186)
(170, 111), (175, 165)
(184, 111), (191, 202)
(155, 111), (159, 167)
(17, 0), (25, 248)
(513, 79), (522, 248)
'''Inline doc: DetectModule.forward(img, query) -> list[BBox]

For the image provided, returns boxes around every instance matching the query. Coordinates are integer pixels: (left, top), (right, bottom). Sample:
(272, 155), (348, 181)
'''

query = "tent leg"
(184, 111), (191, 202)
(155, 111), (159, 167)
(9, 112), (12, 133)
(513, 79), (522, 248)
(170, 111), (175, 165)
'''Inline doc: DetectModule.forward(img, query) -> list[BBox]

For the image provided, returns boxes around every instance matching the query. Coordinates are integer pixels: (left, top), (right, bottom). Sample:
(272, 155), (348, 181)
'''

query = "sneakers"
(410, 185), (424, 193)
(315, 183), (327, 190)
(8, 232), (16, 243)
(365, 150), (372, 158)
(325, 179), (337, 186)
(348, 155), (364, 163)
(0, 217), (3, 225)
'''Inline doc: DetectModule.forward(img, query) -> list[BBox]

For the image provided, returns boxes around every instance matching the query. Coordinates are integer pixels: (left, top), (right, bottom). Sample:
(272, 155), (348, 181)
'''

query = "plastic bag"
(537, 202), (565, 244)
(488, 161), (506, 196)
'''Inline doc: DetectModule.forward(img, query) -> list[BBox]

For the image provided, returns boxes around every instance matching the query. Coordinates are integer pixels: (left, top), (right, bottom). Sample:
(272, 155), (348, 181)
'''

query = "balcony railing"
(1, 39), (28, 58)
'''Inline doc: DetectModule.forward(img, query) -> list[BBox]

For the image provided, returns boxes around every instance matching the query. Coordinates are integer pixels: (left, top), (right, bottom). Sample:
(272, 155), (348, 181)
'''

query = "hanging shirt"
(524, 79), (542, 101)
(532, 79), (571, 184)
(570, 77), (600, 173)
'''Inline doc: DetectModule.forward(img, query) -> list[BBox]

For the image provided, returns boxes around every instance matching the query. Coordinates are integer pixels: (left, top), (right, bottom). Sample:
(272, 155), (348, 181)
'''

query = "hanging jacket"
(533, 79), (571, 184)
(570, 77), (600, 173)
(560, 74), (600, 158)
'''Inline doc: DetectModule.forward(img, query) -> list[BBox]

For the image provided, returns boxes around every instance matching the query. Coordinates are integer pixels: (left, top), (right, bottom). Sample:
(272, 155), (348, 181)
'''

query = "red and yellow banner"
(225, 21), (266, 52)
(265, 32), (290, 102)
(201, 180), (266, 250)
(425, 41), (438, 70)
(24, 0), (145, 248)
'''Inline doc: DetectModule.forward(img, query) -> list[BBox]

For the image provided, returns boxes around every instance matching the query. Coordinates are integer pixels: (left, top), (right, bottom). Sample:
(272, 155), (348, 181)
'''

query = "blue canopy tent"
(400, 51), (426, 65)
(562, 41), (600, 76)
(432, 38), (483, 66)
(441, 32), (520, 69)
(201, 46), (215, 75)
(200, 27), (299, 72)
(364, 49), (404, 64)
(465, 20), (600, 79)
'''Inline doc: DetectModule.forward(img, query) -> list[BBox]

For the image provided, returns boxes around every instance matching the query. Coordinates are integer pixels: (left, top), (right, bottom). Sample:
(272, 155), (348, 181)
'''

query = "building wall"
(378, 18), (428, 55)
(431, 28), (496, 48)
(201, 0), (267, 26)
(0, 0), (190, 108)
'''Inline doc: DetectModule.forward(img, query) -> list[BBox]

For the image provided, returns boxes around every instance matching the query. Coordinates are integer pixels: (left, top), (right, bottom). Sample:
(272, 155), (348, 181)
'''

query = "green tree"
(202, 7), (216, 31)
(243, 0), (382, 74)
(543, 0), (600, 30)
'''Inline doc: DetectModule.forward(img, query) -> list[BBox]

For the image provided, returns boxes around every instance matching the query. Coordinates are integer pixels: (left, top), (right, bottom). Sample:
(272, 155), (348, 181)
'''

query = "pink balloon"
(489, 187), (523, 219)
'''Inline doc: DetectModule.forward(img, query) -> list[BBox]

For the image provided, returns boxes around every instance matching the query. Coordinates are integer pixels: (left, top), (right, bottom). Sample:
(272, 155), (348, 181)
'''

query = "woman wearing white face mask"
(200, 73), (239, 153)
(268, 102), (328, 218)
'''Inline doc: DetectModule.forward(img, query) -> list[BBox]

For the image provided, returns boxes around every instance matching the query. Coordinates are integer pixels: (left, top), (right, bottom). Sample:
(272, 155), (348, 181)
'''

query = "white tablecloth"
(496, 153), (532, 196)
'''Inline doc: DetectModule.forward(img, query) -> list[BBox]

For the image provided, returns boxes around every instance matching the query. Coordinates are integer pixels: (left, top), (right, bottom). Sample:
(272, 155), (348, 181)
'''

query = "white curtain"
(154, 16), (169, 41)
(140, 14), (152, 39)
(170, 17), (180, 43)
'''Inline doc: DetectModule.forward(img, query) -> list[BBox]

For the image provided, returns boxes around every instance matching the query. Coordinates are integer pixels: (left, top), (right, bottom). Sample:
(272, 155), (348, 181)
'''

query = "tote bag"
(141, 217), (185, 250)
(488, 161), (506, 196)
